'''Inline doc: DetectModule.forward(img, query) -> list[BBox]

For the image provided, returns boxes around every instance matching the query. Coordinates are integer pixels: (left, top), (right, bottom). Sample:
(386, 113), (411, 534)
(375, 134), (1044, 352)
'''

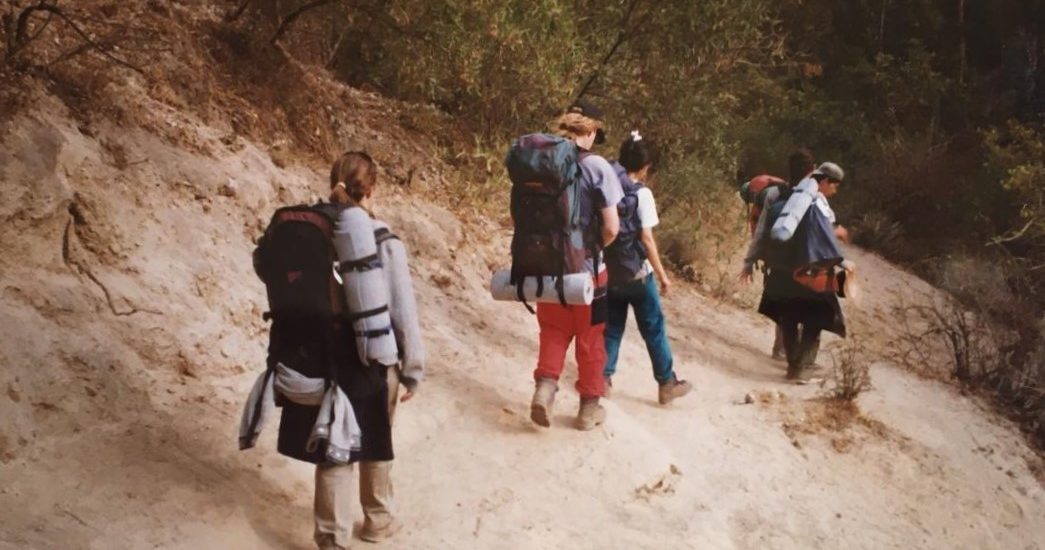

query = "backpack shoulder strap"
(374, 227), (400, 246)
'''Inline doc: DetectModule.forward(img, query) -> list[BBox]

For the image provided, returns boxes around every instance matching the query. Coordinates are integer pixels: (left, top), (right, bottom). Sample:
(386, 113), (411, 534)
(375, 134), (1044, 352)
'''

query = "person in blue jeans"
(602, 131), (692, 405)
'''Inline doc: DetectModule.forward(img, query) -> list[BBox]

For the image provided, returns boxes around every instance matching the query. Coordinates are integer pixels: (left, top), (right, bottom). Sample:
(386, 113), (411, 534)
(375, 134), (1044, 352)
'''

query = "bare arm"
(739, 188), (778, 282)
(601, 205), (619, 247)
(640, 228), (672, 294)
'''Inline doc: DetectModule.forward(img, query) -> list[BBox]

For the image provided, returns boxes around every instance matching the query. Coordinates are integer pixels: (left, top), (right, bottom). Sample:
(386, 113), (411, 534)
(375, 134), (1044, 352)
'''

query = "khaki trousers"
(314, 367), (400, 549)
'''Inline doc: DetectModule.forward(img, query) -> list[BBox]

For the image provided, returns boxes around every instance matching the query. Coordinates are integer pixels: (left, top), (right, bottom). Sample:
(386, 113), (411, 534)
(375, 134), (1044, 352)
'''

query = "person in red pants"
(530, 101), (623, 431)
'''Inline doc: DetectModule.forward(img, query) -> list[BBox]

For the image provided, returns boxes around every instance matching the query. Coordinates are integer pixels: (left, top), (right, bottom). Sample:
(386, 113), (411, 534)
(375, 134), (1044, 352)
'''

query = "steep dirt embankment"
(2, 25), (1044, 550)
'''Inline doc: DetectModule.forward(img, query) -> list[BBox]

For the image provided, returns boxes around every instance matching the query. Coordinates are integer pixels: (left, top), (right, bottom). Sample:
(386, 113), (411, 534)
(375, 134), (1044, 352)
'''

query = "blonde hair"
(551, 112), (601, 140)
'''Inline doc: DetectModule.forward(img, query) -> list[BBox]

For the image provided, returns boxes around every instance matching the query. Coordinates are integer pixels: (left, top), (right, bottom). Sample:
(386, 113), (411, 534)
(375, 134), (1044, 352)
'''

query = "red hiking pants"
(534, 302), (606, 399)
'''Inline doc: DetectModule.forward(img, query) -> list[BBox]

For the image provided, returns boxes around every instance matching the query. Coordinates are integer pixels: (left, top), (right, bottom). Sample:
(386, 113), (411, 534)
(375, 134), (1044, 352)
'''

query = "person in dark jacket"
(273, 152), (425, 549)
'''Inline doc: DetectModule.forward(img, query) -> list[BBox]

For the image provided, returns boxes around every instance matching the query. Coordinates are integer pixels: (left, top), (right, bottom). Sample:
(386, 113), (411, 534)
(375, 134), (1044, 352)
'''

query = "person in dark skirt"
(741, 148), (818, 362)
(275, 152), (425, 549)
(749, 162), (851, 382)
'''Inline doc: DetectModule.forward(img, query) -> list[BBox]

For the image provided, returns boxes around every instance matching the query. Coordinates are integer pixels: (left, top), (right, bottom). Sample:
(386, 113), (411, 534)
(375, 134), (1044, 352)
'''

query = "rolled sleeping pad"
(490, 270), (594, 305)
(332, 207), (399, 367)
(770, 177), (818, 242)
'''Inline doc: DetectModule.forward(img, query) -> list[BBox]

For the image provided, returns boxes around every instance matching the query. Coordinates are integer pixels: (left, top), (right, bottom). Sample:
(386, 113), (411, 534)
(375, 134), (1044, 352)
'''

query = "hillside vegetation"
(1, 1), (1043, 549)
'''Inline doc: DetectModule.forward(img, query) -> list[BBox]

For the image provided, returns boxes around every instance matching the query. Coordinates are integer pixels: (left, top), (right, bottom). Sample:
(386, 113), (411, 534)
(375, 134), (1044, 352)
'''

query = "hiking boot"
(530, 378), (558, 428)
(576, 398), (606, 431)
(786, 365), (823, 385)
(603, 376), (613, 398)
(360, 519), (401, 543)
(657, 376), (692, 405)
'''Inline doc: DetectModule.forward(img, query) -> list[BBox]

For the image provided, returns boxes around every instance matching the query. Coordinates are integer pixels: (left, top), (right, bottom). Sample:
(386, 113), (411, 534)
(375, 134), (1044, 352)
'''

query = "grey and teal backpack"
(505, 133), (592, 310)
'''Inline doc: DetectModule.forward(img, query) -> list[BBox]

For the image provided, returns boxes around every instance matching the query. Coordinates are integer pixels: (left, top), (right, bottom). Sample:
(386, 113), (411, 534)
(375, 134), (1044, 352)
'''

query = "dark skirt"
(270, 319), (394, 464)
(757, 268), (847, 337)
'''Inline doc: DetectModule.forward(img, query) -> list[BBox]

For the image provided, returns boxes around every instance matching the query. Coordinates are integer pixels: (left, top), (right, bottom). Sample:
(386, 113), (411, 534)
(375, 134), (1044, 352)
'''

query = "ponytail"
(329, 151), (377, 205)
(330, 181), (358, 207)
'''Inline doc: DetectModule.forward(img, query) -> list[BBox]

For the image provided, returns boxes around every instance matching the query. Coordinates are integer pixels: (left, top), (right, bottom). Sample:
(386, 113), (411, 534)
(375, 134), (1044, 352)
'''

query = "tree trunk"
(958, 0), (966, 85)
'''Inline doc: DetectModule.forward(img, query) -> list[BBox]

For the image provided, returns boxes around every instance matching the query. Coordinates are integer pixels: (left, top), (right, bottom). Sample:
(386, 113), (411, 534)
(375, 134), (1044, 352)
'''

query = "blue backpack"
(760, 191), (844, 272)
(604, 161), (647, 286)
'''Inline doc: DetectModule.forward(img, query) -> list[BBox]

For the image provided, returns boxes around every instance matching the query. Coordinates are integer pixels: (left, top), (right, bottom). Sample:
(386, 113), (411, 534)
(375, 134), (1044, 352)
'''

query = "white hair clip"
(630, 130), (642, 142)
(334, 181), (347, 190)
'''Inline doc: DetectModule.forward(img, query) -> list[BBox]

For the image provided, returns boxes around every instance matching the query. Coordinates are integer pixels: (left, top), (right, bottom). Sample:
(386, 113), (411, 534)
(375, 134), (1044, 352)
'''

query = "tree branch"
(988, 217), (1036, 246)
(9, 3), (144, 74)
(225, 0), (253, 22)
(270, 0), (338, 45)
(574, 0), (644, 101)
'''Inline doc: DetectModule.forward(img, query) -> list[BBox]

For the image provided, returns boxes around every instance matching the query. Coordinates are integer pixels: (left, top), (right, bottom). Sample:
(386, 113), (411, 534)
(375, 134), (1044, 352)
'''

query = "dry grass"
(779, 398), (896, 453)
(821, 339), (873, 402)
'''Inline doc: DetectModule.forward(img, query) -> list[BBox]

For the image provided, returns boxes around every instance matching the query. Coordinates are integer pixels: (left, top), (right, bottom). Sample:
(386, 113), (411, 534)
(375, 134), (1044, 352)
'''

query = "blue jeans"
(603, 274), (674, 384)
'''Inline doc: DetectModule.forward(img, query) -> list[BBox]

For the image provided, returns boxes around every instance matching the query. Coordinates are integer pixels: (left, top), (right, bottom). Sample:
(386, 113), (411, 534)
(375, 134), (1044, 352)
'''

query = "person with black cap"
(566, 99), (608, 146)
(528, 100), (624, 431)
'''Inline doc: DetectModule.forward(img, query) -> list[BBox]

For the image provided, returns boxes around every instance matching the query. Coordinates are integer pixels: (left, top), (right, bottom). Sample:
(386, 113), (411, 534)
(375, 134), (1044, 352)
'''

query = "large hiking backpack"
(254, 203), (401, 367)
(604, 161), (647, 286)
(760, 190), (845, 290)
(505, 133), (592, 308)
(254, 203), (347, 320)
(738, 174), (787, 234)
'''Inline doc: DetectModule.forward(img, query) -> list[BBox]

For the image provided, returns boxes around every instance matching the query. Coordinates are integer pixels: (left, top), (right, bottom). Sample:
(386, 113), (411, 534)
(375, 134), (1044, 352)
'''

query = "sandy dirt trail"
(0, 91), (1042, 550)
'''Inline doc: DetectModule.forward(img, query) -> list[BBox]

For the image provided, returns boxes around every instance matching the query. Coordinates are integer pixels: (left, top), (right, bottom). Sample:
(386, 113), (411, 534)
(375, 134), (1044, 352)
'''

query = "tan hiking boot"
(658, 377), (692, 405)
(360, 519), (401, 543)
(530, 378), (558, 427)
(575, 398), (606, 431)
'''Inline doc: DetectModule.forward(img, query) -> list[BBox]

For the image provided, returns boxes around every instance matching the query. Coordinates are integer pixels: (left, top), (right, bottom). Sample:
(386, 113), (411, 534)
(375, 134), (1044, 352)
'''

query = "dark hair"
(787, 147), (815, 186)
(329, 151), (377, 204)
(618, 131), (657, 173)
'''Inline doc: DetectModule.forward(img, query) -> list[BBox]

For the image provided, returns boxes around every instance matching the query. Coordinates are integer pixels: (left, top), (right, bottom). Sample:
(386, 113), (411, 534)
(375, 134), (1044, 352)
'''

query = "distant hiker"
(602, 130), (691, 404)
(740, 148), (816, 361)
(241, 152), (425, 550)
(750, 162), (851, 382)
(505, 100), (623, 431)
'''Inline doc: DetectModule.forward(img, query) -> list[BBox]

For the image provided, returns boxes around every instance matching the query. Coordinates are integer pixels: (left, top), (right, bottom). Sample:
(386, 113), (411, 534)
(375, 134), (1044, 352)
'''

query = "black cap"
(566, 99), (606, 145)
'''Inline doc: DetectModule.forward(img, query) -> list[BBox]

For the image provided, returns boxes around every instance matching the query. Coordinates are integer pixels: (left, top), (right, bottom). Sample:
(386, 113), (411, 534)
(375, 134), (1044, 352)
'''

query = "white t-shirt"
(634, 185), (658, 279)
(636, 187), (659, 228)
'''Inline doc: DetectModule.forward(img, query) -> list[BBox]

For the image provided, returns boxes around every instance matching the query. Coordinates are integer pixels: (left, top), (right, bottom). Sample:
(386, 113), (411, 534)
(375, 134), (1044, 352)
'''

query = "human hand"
(399, 389), (415, 403)
(835, 225), (850, 243)
(659, 276), (672, 295)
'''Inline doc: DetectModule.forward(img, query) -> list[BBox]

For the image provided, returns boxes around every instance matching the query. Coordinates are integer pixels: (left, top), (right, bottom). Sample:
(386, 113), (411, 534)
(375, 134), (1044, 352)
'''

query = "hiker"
(243, 152), (424, 550)
(740, 148), (816, 361)
(750, 162), (850, 381)
(525, 101), (623, 430)
(602, 130), (691, 404)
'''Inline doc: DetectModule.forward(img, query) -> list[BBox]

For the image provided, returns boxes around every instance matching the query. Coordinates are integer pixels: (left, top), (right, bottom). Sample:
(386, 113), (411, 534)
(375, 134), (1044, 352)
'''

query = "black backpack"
(505, 134), (592, 308)
(604, 162), (647, 286)
(253, 203), (402, 382)
(253, 203), (348, 321)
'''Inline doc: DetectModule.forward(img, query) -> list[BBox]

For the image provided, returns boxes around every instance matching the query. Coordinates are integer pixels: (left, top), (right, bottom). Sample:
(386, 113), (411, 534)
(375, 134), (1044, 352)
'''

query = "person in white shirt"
(602, 131), (692, 405)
